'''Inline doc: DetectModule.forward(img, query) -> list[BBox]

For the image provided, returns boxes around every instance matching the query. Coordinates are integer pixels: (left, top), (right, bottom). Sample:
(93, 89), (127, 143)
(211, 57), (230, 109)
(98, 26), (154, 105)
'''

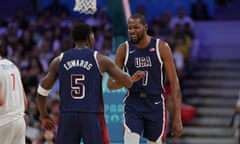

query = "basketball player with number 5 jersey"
(36, 23), (145, 144)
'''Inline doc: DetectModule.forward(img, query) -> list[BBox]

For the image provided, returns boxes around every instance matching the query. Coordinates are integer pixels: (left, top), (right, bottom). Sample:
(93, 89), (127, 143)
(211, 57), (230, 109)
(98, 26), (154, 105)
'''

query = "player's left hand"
(131, 70), (146, 82)
(171, 116), (183, 138)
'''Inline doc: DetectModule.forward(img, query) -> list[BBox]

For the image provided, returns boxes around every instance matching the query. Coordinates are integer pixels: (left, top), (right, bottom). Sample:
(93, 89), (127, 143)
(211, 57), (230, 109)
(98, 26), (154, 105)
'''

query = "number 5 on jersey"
(71, 74), (85, 99)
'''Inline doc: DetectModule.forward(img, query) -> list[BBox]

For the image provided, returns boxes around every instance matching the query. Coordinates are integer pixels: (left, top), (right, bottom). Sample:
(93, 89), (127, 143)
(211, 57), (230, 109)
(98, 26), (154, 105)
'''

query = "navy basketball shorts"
(123, 94), (167, 142)
(56, 112), (110, 144)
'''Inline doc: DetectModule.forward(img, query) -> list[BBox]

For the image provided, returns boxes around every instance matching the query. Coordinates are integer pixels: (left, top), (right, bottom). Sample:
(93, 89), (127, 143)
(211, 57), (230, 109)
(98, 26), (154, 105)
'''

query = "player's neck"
(75, 43), (89, 49)
(135, 35), (151, 48)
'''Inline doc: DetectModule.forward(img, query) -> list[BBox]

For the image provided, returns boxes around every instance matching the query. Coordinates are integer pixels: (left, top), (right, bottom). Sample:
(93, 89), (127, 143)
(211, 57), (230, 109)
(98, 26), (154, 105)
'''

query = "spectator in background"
(158, 12), (172, 38)
(148, 11), (172, 40)
(191, 0), (210, 21)
(17, 28), (36, 56)
(169, 7), (194, 30)
(149, 19), (161, 38)
(183, 23), (200, 71)
(169, 8), (200, 73)
(12, 9), (30, 30)
(172, 44), (185, 80)
(168, 23), (192, 71)
(6, 22), (21, 57)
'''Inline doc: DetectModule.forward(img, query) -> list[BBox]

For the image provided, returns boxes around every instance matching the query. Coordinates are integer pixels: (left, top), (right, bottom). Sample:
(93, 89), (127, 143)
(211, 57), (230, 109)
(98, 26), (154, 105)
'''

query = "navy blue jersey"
(124, 38), (165, 94)
(58, 48), (104, 113)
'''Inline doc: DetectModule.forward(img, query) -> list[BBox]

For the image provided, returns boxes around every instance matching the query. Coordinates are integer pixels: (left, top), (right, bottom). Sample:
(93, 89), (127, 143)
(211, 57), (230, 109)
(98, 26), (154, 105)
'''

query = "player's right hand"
(171, 116), (183, 138)
(41, 117), (55, 130)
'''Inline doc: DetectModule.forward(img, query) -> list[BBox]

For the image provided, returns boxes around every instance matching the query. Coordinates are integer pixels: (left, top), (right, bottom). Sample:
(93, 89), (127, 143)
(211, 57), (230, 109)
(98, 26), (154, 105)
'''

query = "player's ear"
(88, 32), (95, 48)
(144, 23), (148, 31)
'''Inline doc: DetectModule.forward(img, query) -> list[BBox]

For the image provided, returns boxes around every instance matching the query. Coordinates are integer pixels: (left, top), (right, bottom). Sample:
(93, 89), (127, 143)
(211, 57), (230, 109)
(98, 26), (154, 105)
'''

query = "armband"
(37, 85), (51, 96)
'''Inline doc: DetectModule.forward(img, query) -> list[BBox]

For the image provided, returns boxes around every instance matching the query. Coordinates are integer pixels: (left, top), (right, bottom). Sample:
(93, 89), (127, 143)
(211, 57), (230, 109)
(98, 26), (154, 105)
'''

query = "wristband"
(37, 85), (51, 96)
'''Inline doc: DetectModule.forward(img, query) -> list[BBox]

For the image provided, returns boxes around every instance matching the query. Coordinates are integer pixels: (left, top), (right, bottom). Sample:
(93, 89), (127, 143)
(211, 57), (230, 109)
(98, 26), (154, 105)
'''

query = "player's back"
(58, 48), (104, 113)
(0, 58), (25, 126)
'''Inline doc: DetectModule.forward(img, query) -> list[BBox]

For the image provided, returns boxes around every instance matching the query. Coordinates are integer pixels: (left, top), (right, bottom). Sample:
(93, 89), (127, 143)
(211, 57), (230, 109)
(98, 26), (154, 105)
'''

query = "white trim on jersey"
(123, 41), (129, 68)
(155, 94), (166, 143)
(156, 39), (165, 92)
(59, 52), (64, 61)
(93, 51), (103, 76)
(155, 39), (167, 143)
(123, 41), (130, 75)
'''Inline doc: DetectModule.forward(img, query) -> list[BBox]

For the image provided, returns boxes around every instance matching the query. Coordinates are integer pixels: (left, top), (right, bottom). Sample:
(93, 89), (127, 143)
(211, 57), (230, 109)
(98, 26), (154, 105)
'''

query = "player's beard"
(130, 31), (144, 44)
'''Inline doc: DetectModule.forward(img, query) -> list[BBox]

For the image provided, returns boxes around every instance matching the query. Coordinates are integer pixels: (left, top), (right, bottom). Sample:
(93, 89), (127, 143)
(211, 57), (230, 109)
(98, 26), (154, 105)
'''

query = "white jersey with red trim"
(0, 58), (25, 126)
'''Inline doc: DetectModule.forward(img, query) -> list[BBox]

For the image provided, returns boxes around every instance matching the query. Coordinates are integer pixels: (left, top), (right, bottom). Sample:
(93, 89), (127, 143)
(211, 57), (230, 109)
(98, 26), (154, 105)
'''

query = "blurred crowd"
(0, 0), (206, 143)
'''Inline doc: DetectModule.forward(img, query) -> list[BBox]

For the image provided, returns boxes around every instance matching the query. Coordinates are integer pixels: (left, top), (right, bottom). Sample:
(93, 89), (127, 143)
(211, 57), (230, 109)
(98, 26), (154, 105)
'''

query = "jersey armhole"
(156, 38), (166, 93)
(156, 38), (163, 64)
(123, 41), (129, 66)
(94, 51), (104, 76)
(59, 53), (64, 62)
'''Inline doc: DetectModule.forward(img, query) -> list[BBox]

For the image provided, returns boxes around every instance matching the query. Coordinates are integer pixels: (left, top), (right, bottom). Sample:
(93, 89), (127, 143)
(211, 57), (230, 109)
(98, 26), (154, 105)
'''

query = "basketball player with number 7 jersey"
(108, 13), (183, 144)
(0, 44), (28, 144)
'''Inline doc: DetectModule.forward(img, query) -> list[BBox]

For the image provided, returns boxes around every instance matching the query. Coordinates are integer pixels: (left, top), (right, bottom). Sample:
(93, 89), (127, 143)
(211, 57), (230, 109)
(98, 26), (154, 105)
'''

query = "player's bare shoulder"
(116, 42), (127, 56)
(96, 52), (114, 73)
(47, 54), (62, 75)
(158, 39), (171, 51)
(158, 39), (173, 60)
(115, 41), (127, 67)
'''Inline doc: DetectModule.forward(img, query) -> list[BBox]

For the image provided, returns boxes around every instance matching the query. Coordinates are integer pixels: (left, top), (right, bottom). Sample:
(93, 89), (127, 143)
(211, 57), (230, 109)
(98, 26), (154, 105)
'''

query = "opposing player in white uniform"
(0, 45), (28, 144)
